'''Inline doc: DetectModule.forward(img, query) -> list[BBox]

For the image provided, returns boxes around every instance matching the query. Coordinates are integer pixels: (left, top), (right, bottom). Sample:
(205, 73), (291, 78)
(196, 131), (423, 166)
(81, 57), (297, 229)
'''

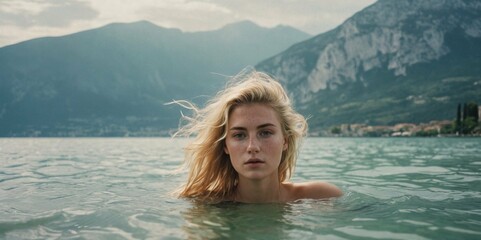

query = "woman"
(173, 70), (342, 203)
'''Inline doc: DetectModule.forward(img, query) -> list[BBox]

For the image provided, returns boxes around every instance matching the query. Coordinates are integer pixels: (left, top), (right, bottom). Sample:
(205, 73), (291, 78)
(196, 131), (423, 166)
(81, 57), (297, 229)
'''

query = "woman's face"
(224, 103), (287, 181)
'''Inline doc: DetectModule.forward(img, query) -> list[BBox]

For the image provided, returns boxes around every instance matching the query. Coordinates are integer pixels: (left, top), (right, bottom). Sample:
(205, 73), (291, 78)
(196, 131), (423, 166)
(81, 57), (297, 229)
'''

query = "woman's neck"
(234, 176), (283, 203)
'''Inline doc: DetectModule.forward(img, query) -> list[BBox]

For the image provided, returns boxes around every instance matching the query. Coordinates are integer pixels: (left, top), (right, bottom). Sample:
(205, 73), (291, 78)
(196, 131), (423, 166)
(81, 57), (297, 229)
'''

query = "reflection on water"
(181, 199), (348, 239)
(181, 202), (291, 239)
(0, 137), (480, 239)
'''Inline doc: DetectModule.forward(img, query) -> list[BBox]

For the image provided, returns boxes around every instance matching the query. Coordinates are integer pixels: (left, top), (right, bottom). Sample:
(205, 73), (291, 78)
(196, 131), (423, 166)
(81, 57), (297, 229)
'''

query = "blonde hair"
(173, 70), (307, 202)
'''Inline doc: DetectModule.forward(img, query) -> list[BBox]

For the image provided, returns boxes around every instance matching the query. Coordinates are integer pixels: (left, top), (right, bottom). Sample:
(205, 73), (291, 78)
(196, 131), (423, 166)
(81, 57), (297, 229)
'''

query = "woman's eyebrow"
(257, 123), (276, 129)
(229, 123), (277, 131)
(229, 126), (246, 131)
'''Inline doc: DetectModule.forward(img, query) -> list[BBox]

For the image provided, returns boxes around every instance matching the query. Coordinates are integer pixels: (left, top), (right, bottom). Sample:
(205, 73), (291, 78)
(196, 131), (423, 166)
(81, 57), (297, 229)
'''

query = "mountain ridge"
(257, 0), (481, 130)
(0, 20), (311, 136)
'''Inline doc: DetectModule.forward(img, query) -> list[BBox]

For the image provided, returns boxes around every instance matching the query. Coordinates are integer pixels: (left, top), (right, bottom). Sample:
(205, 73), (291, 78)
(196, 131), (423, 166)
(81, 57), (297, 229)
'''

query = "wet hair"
(173, 70), (307, 202)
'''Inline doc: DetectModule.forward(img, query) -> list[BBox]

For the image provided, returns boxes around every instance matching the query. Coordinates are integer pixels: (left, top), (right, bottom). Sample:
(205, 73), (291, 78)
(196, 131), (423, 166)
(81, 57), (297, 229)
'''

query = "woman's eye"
(232, 133), (246, 139)
(259, 130), (273, 137)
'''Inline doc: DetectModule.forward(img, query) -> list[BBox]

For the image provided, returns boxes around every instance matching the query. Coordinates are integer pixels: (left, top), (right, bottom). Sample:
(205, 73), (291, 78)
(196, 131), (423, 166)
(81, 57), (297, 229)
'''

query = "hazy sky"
(0, 0), (376, 47)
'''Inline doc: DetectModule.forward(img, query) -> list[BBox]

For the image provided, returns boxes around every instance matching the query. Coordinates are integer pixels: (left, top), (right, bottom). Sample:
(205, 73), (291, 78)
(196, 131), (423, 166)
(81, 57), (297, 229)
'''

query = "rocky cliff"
(257, 0), (481, 129)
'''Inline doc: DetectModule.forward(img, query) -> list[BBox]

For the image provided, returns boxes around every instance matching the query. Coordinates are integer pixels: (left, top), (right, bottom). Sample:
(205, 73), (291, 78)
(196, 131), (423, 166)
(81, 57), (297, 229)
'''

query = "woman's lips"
(245, 159), (265, 165)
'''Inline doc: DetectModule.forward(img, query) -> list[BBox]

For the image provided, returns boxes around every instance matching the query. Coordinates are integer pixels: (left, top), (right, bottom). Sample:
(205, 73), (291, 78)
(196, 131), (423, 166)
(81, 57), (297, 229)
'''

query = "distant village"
(315, 120), (455, 137)
(317, 104), (481, 137)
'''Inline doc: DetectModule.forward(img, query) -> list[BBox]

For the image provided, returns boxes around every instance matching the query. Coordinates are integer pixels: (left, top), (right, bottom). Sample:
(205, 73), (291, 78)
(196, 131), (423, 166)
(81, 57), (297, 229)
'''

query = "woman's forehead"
(228, 103), (282, 128)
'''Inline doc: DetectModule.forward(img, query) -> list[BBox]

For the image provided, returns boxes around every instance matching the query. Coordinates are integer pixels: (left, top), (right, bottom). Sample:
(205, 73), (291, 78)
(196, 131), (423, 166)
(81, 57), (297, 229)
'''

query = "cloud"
(36, 0), (99, 27)
(84, 0), (377, 34)
(0, 0), (376, 47)
(208, 0), (377, 34)
(136, 0), (234, 31)
(0, 0), (98, 28)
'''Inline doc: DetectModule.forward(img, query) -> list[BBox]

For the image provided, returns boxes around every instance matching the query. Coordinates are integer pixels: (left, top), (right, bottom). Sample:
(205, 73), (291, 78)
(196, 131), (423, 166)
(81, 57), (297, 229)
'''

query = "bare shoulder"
(283, 182), (343, 201)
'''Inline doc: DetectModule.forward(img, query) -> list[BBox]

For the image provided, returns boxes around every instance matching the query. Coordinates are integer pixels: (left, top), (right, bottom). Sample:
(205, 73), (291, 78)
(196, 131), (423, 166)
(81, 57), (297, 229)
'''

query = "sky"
(0, 0), (377, 47)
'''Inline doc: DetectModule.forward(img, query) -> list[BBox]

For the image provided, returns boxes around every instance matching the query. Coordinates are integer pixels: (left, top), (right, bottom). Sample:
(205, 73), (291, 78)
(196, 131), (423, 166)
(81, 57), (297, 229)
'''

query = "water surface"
(1, 138), (480, 239)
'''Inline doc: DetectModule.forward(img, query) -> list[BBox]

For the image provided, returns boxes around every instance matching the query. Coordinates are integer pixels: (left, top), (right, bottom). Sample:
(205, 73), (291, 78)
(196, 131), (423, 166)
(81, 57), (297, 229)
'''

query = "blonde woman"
(173, 70), (342, 203)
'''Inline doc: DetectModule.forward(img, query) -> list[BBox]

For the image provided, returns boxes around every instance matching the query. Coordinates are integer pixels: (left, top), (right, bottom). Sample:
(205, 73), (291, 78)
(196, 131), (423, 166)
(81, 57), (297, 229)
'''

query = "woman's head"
(175, 70), (307, 201)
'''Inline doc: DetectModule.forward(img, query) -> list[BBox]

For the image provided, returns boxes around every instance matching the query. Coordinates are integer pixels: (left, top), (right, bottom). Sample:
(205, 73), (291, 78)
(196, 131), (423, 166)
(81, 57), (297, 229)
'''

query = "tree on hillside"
(466, 102), (479, 123)
(456, 102), (479, 135)
(456, 103), (461, 133)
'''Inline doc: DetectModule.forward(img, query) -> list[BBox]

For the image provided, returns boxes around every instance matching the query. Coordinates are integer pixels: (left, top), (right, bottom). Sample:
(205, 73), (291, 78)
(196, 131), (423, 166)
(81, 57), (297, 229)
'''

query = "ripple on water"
(444, 226), (481, 236)
(335, 226), (430, 240)
(346, 166), (449, 177)
(0, 211), (65, 235)
(128, 212), (185, 237)
(34, 165), (86, 177)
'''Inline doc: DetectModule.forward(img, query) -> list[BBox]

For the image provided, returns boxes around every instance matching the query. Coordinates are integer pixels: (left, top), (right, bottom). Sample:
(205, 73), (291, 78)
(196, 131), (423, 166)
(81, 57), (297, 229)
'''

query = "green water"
(1, 138), (480, 239)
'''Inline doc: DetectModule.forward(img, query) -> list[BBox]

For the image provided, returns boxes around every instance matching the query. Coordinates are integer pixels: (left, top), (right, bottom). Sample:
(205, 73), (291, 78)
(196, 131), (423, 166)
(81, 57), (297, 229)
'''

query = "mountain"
(0, 20), (310, 136)
(257, 0), (481, 132)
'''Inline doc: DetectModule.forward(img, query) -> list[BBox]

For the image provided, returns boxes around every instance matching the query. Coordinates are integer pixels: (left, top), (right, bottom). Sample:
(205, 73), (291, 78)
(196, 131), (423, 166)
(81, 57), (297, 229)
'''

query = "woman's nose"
(247, 137), (260, 153)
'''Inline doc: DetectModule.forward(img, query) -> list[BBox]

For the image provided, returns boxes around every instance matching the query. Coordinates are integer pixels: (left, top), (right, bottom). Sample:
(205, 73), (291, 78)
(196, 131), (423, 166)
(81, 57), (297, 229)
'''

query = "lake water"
(1, 137), (480, 239)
